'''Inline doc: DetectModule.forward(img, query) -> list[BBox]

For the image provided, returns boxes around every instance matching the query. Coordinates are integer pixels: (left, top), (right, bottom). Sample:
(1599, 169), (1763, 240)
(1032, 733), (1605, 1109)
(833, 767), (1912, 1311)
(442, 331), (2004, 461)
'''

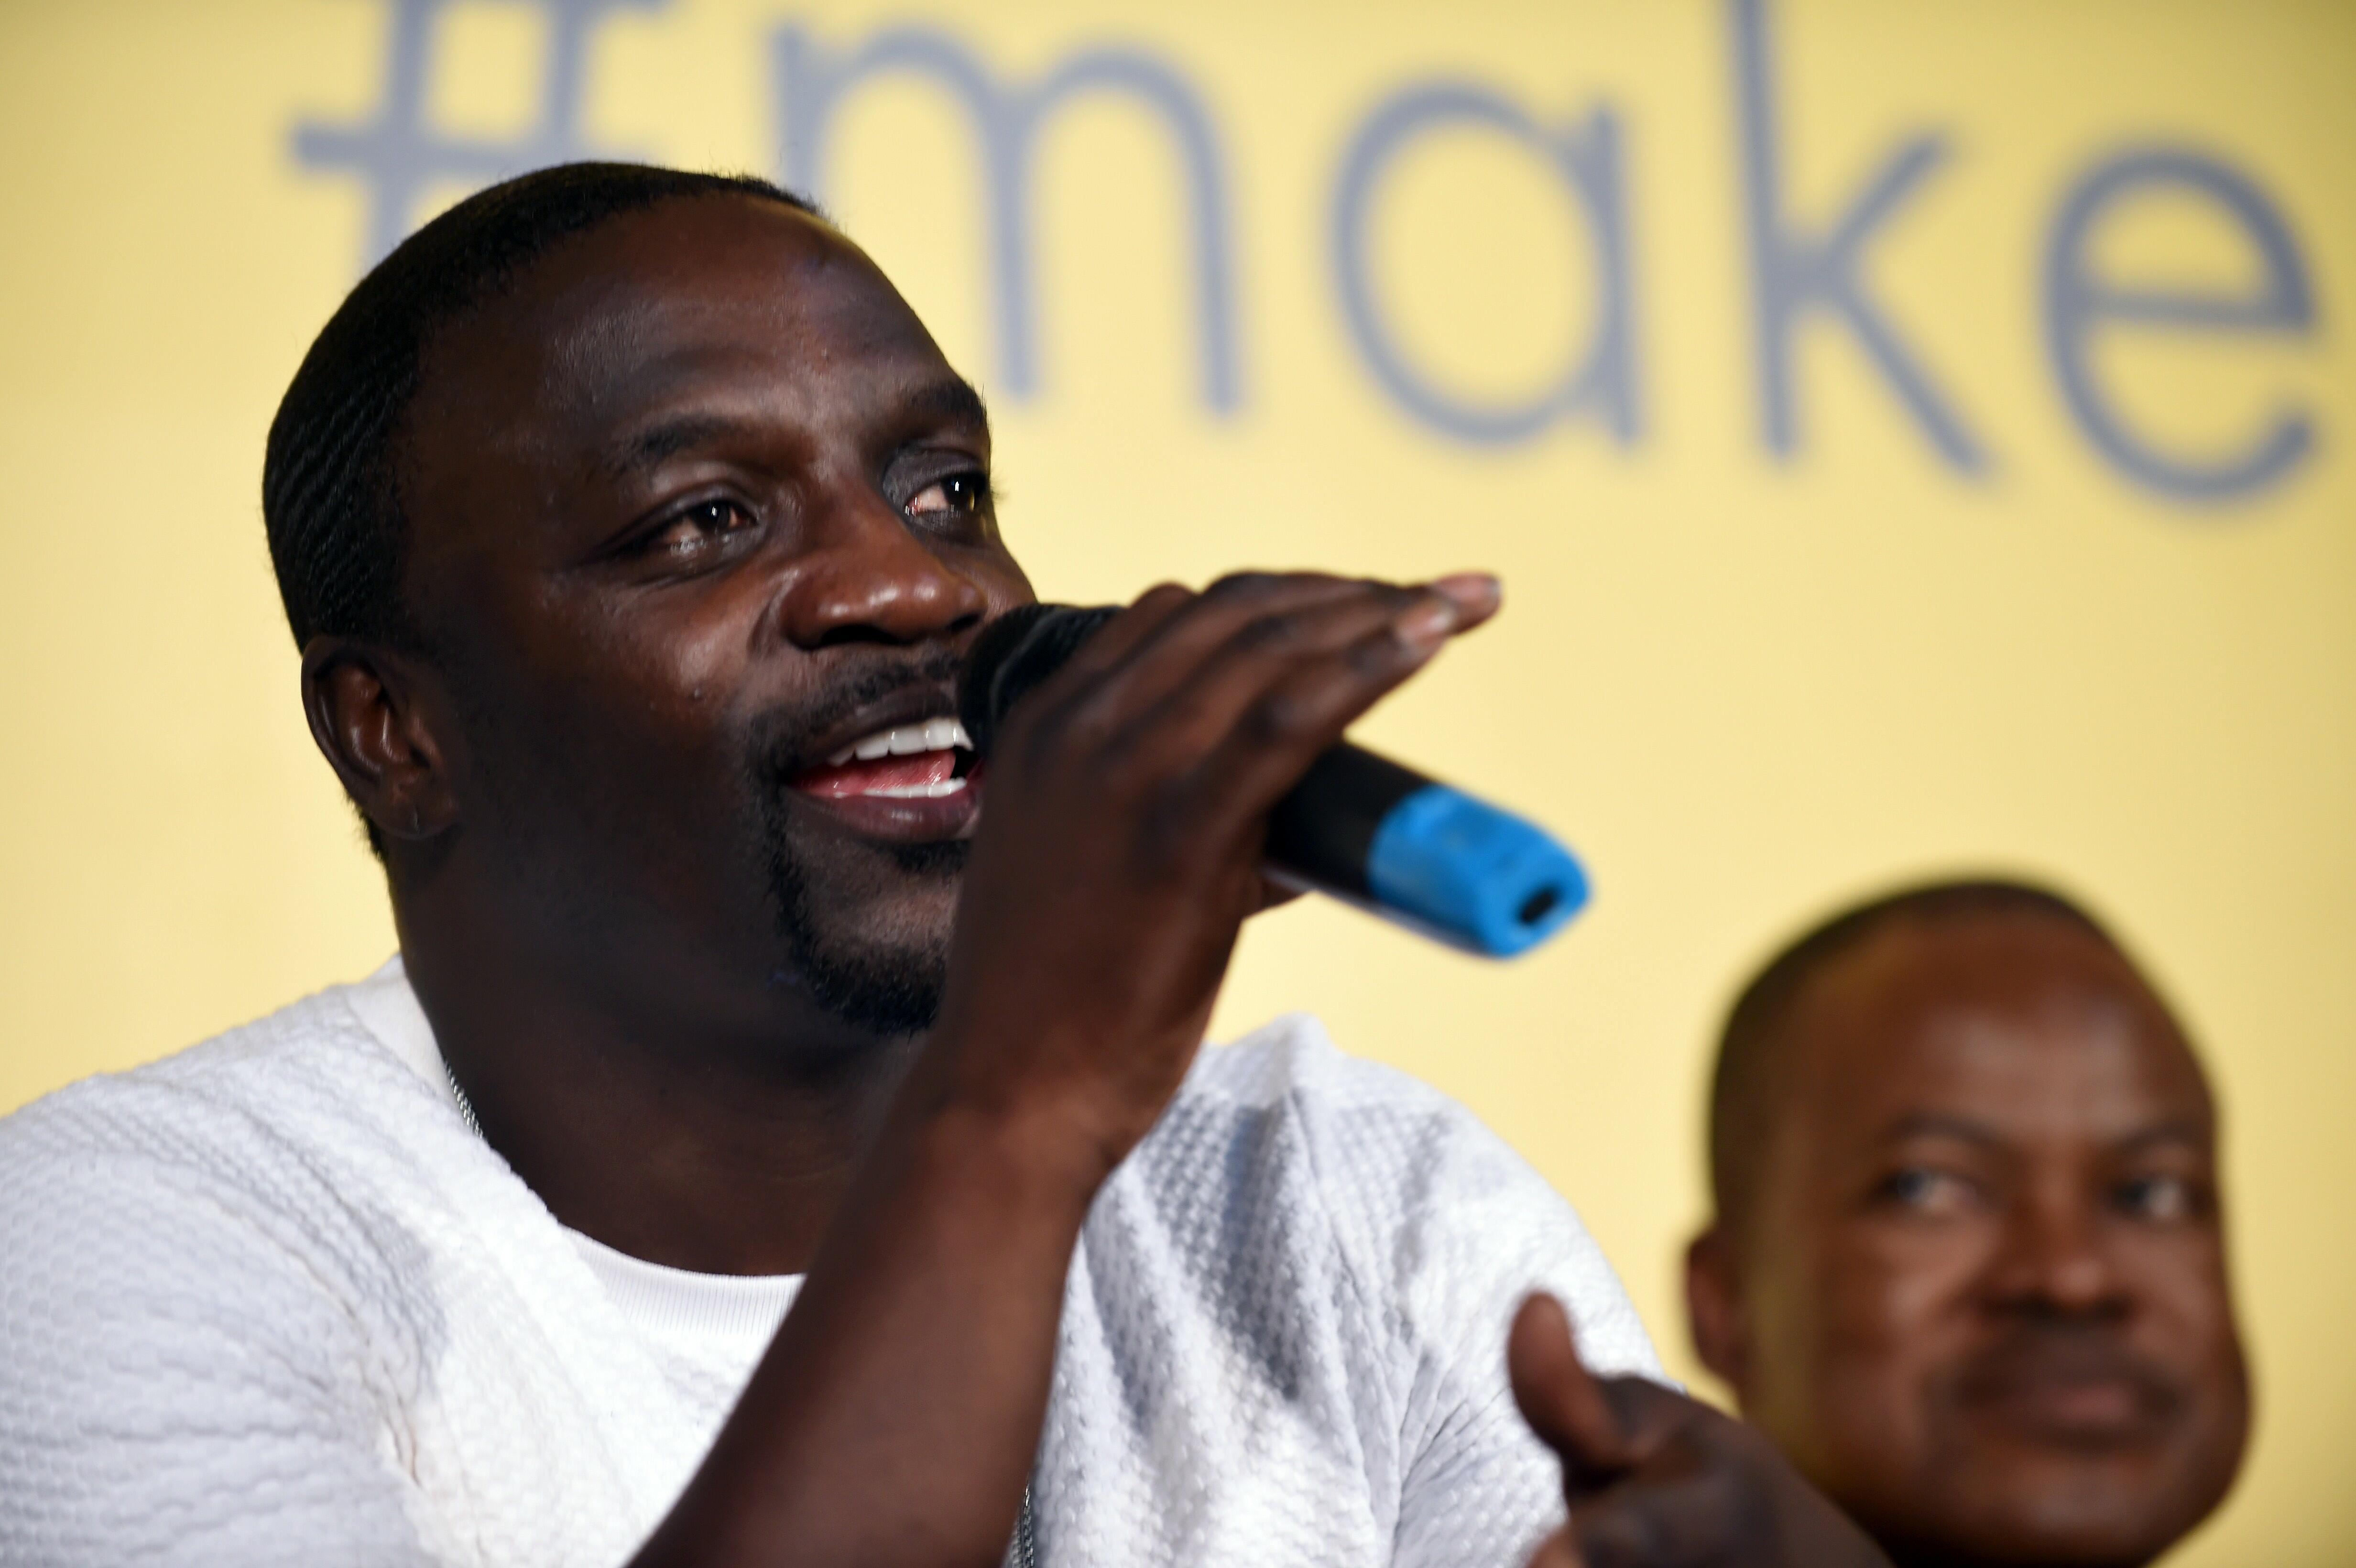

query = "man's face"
(396, 196), (1031, 1038)
(1719, 916), (2248, 1566)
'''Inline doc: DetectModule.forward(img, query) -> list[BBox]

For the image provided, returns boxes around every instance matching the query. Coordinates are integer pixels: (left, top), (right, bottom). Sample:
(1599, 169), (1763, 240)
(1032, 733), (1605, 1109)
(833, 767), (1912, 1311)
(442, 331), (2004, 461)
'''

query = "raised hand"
(1509, 1295), (1893, 1568)
(926, 570), (1501, 1180)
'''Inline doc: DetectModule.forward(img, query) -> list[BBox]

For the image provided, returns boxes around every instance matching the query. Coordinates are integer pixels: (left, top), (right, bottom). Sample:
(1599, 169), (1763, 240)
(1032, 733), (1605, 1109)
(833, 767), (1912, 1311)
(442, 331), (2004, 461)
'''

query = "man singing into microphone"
(0, 164), (1880, 1568)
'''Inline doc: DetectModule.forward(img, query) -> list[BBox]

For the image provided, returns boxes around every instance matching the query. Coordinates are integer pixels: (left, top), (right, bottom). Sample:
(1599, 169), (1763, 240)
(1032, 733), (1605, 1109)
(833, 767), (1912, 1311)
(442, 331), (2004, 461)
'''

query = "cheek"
(2118, 1236), (2247, 1390)
(1794, 1230), (1995, 1448)
(1813, 1222), (1990, 1346)
(457, 624), (753, 858)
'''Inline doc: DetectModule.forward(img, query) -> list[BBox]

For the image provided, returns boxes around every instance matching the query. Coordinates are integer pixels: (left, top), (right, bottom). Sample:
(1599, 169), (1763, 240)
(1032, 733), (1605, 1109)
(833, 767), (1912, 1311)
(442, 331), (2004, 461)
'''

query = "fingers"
(1039, 574), (1367, 718)
(1056, 573), (1497, 741)
(1125, 573), (1497, 811)
(1003, 571), (1499, 859)
(1569, 1464), (1766, 1568)
(1186, 592), (1475, 821)
(1427, 571), (1505, 627)
(1511, 1295), (1637, 1487)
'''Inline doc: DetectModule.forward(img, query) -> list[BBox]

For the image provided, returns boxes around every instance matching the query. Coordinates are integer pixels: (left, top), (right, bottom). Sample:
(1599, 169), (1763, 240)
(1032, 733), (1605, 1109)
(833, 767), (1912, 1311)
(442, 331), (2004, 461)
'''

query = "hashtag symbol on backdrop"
(293, 0), (667, 268)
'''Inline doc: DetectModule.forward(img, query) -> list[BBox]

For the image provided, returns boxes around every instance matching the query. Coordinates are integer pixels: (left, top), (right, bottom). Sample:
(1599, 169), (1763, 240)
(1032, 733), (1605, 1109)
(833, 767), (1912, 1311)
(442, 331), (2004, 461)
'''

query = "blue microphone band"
(961, 603), (1590, 958)
(1262, 743), (1588, 957)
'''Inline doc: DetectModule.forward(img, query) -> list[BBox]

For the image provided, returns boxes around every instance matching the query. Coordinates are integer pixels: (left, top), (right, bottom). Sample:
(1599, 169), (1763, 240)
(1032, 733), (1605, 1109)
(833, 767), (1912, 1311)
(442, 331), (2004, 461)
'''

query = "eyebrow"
(600, 413), (756, 481)
(903, 376), (990, 434)
(1877, 1112), (2213, 1154)
(1879, 1113), (2003, 1147)
(597, 378), (990, 482)
(2112, 1119), (2211, 1154)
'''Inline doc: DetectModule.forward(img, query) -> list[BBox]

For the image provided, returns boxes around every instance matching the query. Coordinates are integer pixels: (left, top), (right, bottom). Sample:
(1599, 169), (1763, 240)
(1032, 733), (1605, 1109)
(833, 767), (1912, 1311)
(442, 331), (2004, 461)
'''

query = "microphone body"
(960, 604), (1588, 958)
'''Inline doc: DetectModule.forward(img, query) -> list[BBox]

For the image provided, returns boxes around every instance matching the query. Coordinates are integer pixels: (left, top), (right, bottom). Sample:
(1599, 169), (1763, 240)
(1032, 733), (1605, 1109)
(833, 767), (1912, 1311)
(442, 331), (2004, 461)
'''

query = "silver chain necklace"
(1010, 1488), (1039, 1568)
(443, 1056), (1040, 1562)
(441, 1057), (485, 1140)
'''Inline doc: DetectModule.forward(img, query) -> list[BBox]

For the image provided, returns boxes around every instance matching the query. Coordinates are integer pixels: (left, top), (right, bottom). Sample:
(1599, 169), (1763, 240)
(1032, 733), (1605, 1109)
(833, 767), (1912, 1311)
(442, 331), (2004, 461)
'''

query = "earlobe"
(1684, 1226), (1752, 1402)
(300, 636), (459, 843)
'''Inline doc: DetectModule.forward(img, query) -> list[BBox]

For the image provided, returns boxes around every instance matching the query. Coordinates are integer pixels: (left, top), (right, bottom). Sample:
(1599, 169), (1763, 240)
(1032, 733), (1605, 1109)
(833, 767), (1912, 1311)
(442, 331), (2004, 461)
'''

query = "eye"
(2113, 1174), (2200, 1222)
(905, 472), (989, 520)
(642, 498), (756, 559)
(1873, 1165), (1981, 1219)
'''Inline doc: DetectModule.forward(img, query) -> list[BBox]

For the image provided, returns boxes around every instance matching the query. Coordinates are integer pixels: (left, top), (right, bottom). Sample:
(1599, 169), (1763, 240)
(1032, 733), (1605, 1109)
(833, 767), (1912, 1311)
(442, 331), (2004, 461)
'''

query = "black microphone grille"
(959, 603), (1122, 757)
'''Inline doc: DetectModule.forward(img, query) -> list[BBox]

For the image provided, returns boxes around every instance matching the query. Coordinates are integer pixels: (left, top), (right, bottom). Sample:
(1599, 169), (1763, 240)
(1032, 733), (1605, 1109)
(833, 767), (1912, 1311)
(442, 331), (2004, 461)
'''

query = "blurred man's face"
(1690, 915), (2249, 1567)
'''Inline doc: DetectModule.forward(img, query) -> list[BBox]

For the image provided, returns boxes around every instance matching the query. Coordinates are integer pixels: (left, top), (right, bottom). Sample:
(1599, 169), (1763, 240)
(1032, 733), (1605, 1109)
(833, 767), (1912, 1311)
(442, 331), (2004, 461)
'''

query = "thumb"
(1509, 1293), (1635, 1487)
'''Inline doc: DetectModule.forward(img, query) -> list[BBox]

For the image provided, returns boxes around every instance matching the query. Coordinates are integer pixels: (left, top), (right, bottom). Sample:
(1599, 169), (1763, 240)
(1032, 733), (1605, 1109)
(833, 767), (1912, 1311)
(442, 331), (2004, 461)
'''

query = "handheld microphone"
(959, 604), (1589, 958)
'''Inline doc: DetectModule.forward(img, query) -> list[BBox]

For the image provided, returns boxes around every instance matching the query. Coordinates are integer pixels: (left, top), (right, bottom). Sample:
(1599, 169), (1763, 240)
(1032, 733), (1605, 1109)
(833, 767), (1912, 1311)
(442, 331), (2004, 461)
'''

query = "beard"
(747, 650), (971, 1037)
(761, 823), (966, 1036)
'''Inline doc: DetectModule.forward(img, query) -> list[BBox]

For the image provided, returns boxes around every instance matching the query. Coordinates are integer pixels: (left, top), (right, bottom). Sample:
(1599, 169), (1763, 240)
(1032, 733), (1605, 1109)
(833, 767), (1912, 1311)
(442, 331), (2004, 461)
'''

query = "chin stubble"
(756, 805), (966, 1037)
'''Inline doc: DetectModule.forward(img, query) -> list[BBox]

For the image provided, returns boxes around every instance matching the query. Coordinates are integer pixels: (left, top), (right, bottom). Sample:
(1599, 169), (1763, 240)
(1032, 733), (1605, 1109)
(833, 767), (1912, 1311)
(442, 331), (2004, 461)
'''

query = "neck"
(395, 896), (923, 1278)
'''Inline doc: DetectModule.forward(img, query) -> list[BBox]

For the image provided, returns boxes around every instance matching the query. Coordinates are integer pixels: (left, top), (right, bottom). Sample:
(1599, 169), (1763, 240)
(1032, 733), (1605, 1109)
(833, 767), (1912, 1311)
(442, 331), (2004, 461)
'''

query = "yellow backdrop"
(2, 0), (2349, 1561)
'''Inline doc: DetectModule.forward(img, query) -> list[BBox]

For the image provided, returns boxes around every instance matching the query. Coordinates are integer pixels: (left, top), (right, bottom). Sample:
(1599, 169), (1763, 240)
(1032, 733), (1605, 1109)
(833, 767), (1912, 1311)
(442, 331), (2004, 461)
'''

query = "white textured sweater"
(0, 963), (1661, 1567)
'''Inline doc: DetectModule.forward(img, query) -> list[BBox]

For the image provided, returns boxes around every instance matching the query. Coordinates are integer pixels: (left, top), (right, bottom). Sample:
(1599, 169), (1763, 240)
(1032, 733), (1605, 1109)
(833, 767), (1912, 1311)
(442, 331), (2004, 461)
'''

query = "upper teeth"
(829, 717), (973, 766)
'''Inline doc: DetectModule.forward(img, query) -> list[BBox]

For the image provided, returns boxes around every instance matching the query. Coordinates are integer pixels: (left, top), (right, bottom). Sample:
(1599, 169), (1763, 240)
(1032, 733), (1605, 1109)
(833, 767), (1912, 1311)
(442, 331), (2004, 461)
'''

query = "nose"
(1985, 1178), (2130, 1321)
(771, 489), (991, 650)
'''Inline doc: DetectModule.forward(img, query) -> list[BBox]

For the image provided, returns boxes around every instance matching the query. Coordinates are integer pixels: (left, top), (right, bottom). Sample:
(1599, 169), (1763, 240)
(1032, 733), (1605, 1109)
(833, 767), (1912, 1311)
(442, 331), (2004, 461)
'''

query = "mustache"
(1949, 1323), (2185, 1420)
(746, 646), (968, 783)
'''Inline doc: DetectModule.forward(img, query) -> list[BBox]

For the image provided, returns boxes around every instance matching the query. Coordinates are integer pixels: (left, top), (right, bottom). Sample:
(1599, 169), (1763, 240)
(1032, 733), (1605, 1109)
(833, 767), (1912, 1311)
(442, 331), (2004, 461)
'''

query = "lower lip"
(786, 764), (985, 842)
(1972, 1378), (2151, 1438)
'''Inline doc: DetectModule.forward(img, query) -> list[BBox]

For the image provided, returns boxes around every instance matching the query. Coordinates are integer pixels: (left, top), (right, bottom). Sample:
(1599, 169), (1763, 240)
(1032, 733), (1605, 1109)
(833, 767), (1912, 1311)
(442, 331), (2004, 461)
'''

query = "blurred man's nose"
(771, 490), (990, 650)
(1985, 1176), (2131, 1320)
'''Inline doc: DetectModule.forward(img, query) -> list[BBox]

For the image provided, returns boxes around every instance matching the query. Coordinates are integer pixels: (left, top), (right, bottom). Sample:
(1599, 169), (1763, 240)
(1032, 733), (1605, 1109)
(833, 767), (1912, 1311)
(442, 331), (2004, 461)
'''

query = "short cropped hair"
(1707, 878), (2114, 1236)
(262, 162), (818, 652)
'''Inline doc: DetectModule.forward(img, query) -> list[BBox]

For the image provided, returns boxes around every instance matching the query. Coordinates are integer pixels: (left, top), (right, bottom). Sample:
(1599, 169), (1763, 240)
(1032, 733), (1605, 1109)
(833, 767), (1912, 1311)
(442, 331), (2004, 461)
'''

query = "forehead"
(412, 195), (957, 459)
(1783, 915), (2213, 1145)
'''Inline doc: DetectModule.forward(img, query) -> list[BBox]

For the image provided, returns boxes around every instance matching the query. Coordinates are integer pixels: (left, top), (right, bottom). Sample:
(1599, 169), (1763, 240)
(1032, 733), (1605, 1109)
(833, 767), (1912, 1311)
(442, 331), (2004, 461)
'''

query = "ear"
(1684, 1224), (1753, 1403)
(300, 635), (461, 845)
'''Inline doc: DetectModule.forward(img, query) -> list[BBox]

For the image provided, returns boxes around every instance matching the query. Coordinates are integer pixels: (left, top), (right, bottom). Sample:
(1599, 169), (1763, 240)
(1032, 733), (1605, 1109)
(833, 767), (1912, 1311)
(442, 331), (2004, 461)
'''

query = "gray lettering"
(2043, 147), (2317, 505)
(1731, 0), (1988, 474)
(293, 0), (662, 267)
(1330, 83), (1638, 447)
(775, 25), (1241, 412)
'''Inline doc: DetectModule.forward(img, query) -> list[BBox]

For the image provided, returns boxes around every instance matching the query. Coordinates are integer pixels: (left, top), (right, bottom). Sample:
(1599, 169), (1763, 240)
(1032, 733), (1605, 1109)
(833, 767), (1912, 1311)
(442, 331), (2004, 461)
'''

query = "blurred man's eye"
(2113, 1174), (2201, 1221)
(1873, 1166), (1981, 1218)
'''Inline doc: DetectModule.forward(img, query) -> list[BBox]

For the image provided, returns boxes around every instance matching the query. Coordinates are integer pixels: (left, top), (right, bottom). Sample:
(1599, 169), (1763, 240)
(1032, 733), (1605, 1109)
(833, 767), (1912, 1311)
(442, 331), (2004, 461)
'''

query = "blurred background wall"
(2, 0), (2349, 1559)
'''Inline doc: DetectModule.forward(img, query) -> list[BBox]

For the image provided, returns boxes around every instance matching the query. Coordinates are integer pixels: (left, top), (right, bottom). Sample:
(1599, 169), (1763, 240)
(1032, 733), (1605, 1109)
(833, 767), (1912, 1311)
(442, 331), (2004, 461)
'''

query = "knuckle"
(1203, 570), (1287, 604)
(1091, 726), (1158, 793)
(1133, 581), (1194, 612)
(1241, 686), (1313, 746)
(1233, 610), (1309, 657)
(1349, 624), (1419, 676)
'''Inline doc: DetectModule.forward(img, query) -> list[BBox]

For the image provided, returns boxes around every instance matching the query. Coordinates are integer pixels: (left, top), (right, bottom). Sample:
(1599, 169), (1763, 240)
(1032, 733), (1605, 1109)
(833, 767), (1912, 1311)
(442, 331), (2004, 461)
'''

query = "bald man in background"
(1684, 881), (2249, 1568)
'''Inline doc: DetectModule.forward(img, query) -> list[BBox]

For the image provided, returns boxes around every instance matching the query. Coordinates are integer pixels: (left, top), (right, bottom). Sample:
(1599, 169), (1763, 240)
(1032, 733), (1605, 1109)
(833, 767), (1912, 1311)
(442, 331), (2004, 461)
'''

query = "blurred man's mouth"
(1953, 1338), (2182, 1447)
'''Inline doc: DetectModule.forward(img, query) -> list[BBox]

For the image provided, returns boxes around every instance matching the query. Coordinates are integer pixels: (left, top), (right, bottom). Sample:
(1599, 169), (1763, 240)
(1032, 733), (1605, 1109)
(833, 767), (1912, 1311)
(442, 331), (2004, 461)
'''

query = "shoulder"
(0, 979), (454, 1351)
(1144, 1014), (1661, 1381)
(0, 984), (450, 1562)
(0, 979), (426, 1184)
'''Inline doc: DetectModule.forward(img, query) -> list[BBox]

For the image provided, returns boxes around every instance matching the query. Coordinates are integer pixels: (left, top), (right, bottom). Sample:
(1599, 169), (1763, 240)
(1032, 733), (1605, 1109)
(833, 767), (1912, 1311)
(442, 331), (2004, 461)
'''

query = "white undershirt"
(372, 961), (807, 1441)
(565, 1231), (801, 1439)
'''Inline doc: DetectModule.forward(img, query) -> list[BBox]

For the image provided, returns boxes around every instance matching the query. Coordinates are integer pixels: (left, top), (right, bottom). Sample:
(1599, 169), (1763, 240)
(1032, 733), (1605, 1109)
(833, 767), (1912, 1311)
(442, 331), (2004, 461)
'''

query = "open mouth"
(788, 717), (980, 802)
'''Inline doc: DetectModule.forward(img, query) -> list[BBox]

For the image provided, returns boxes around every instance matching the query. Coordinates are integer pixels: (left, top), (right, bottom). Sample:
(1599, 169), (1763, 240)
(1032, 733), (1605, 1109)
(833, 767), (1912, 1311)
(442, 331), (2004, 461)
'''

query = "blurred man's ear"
(1684, 1225), (1752, 1401)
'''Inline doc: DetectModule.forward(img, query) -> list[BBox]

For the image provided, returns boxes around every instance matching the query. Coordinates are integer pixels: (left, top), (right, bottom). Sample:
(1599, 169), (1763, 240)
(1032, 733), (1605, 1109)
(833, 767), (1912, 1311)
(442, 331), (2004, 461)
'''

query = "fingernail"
(1397, 595), (1459, 647)
(1433, 572), (1502, 613)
